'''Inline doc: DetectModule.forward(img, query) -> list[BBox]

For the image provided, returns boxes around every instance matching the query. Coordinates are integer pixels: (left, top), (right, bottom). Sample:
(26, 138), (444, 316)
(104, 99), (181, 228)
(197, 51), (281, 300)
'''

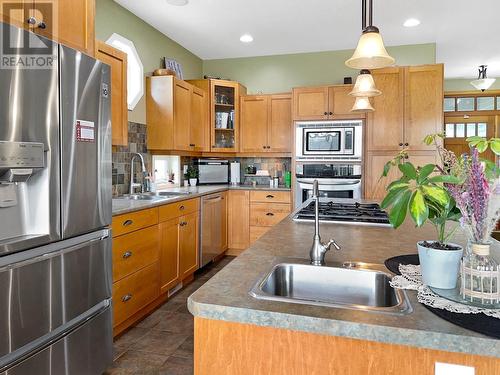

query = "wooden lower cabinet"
(179, 211), (199, 279)
(249, 203), (291, 227)
(159, 218), (180, 293)
(113, 262), (160, 328)
(194, 318), (500, 375)
(228, 190), (250, 252)
(249, 226), (271, 243)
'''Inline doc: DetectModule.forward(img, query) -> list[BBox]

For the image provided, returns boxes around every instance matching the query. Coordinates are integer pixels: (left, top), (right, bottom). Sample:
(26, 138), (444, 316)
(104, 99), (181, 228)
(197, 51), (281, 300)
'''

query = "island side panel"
(194, 318), (500, 375)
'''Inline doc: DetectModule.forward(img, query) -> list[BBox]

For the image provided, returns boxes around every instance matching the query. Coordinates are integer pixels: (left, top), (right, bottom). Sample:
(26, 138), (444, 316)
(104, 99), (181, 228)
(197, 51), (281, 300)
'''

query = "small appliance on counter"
(195, 159), (229, 184)
(230, 161), (240, 185)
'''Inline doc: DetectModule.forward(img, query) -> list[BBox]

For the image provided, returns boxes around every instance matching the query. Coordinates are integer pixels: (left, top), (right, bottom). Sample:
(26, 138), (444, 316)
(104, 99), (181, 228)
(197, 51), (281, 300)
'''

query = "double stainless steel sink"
(250, 260), (412, 315)
(115, 191), (193, 201)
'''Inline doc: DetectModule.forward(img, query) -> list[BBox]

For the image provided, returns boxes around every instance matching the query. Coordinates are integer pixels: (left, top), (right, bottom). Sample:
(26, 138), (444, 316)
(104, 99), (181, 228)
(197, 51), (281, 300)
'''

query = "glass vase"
(460, 241), (500, 306)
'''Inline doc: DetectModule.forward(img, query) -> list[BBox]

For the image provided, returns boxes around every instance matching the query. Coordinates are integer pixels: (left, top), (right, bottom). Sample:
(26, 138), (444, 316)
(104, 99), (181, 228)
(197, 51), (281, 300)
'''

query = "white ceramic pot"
(417, 241), (463, 289)
(189, 178), (197, 187)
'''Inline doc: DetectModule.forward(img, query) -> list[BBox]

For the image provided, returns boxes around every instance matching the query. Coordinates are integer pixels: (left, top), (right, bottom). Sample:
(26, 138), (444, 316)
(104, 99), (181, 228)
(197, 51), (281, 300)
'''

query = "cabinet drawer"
(250, 191), (291, 204)
(112, 262), (160, 327)
(112, 208), (159, 237)
(159, 198), (200, 222)
(250, 226), (271, 243)
(112, 226), (160, 282)
(250, 203), (291, 227)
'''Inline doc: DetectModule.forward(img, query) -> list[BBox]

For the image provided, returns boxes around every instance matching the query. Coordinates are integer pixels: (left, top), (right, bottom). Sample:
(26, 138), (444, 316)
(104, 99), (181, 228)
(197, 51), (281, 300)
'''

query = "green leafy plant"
(184, 165), (198, 179)
(380, 162), (461, 244)
(466, 136), (500, 155)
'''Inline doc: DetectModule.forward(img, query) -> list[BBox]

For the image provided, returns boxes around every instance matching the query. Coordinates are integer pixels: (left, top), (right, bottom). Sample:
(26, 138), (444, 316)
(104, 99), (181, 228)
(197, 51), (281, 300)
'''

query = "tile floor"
(105, 256), (235, 375)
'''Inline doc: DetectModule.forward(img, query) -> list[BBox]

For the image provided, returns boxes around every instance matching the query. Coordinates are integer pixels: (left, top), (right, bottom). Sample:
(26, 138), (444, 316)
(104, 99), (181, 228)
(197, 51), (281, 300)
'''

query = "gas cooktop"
(293, 201), (391, 226)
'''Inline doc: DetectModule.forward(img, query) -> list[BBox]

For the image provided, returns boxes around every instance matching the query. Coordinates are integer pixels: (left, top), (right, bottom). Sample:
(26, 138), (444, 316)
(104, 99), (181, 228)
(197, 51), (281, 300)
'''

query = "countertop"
(187, 208), (500, 358)
(112, 184), (291, 216)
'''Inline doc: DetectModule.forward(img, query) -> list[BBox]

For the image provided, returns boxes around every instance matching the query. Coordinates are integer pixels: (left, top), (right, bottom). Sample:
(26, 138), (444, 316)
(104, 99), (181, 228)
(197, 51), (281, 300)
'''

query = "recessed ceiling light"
(403, 18), (420, 27)
(166, 0), (188, 6)
(239, 34), (254, 43)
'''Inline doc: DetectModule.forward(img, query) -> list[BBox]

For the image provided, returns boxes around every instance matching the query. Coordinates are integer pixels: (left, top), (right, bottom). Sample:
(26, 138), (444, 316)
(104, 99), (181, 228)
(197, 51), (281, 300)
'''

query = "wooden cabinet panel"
(147, 76), (174, 150)
(112, 208), (159, 237)
(329, 86), (357, 118)
(292, 86), (329, 120)
(112, 262), (159, 327)
(0, 0), (29, 29)
(95, 41), (128, 146)
(405, 65), (443, 151)
(408, 151), (438, 167)
(228, 190), (250, 250)
(158, 198), (199, 223)
(159, 218), (180, 293)
(112, 225), (160, 282)
(221, 191), (228, 251)
(174, 80), (192, 151)
(35, 0), (95, 56)
(250, 190), (291, 204)
(368, 67), (405, 151)
(240, 96), (269, 152)
(249, 203), (291, 227)
(191, 86), (209, 151)
(249, 226), (271, 243)
(268, 95), (292, 152)
(179, 211), (199, 279)
(365, 152), (402, 200)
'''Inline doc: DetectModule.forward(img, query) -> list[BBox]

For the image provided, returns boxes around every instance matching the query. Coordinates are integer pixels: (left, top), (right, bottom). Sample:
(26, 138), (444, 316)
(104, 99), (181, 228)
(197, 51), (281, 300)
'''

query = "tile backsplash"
(112, 122), (152, 196)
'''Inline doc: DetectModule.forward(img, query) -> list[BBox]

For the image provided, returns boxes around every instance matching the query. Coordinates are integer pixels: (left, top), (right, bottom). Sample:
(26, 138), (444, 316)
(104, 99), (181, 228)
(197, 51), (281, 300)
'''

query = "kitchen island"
(188, 210), (500, 374)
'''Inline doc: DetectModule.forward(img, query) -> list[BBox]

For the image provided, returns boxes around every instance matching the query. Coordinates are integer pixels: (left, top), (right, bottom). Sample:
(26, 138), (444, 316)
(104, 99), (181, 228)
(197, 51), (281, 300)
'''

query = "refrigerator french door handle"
(0, 300), (111, 372)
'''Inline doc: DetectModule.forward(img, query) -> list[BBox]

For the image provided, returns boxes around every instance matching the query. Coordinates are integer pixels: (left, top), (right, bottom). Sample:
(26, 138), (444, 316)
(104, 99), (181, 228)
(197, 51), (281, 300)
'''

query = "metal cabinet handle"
(329, 112), (333, 115)
(179, 205), (185, 211)
(122, 251), (132, 259)
(404, 142), (409, 146)
(26, 17), (37, 25)
(189, 143), (195, 147)
(323, 112), (328, 115)
(266, 146), (271, 149)
(404, 155), (409, 159)
(266, 213), (274, 216)
(123, 219), (133, 227)
(399, 143), (403, 146)
(179, 221), (188, 226)
(121, 294), (132, 302)
(262, 145), (266, 149)
(38, 22), (46, 29)
(266, 195), (275, 198)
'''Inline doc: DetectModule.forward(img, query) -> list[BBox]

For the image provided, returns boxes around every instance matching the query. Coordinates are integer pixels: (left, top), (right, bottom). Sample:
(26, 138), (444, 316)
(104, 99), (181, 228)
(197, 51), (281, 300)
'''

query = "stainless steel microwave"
(295, 120), (363, 160)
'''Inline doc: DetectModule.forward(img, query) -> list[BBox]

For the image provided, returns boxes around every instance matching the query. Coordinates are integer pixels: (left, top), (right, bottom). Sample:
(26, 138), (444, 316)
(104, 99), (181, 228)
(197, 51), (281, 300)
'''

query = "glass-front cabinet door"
(210, 80), (244, 152)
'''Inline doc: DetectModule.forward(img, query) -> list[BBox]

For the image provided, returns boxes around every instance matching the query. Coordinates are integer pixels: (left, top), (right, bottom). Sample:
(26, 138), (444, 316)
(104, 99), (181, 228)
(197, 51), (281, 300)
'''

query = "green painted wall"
(202, 43), (436, 94)
(444, 78), (500, 92)
(95, 0), (203, 124)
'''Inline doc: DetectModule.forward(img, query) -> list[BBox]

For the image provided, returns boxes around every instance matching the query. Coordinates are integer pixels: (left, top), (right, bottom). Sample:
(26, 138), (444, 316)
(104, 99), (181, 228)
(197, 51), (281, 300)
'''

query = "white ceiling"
(114, 0), (500, 79)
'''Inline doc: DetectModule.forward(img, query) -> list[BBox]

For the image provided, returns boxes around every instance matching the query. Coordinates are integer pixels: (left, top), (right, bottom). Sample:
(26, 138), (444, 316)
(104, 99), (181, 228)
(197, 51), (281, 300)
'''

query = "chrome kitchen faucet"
(309, 180), (341, 266)
(129, 153), (147, 194)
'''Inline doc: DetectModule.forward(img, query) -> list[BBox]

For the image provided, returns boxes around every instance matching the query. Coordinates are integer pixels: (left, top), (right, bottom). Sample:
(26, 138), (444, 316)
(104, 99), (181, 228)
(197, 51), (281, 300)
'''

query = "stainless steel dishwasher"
(200, 192), (227, 267)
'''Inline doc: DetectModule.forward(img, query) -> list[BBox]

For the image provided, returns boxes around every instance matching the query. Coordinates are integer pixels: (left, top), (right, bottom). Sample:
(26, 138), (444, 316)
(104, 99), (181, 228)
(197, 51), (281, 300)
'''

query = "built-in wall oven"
(295, 120), (363, 160)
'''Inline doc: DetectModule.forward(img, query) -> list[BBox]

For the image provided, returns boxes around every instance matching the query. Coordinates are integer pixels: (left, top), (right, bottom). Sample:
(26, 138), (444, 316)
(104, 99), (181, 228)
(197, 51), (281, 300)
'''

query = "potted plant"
(380, 153), (463, 289)
(185, 165), (198, 187)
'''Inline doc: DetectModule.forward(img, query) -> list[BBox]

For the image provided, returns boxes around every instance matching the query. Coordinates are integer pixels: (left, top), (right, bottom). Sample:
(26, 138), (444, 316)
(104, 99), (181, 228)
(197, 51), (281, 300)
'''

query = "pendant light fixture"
(349, 69), (381, 97)
(345, 0), (395, 70)
(351, 96), (374, 113)
(470, 65), (496, 92)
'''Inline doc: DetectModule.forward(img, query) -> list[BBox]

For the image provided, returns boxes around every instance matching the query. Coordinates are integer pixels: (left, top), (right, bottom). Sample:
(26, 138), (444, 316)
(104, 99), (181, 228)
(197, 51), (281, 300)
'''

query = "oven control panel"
(0, 141), (44, 169)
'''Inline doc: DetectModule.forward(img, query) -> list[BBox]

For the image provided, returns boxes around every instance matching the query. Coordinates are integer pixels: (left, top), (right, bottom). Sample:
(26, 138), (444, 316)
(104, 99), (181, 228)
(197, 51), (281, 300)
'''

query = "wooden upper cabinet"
(292, 86), (329, 120)
(240, 96), (269, 153)
(368, 67), (405, 151)
(1, 0), (94, 55)
(329, 86), (357, 118)
(404, 64), (444, 151)
(191, 87), (209, 152)
(173, 79), (192, 151)
(147, 76), (210, 152)
(268, 95), (292, 152)
(95, 41), (128, 146)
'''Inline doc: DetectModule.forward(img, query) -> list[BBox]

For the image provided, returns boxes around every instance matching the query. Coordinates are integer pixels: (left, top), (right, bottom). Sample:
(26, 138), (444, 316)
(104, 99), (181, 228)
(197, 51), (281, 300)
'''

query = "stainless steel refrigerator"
(0, 22), (112, 374)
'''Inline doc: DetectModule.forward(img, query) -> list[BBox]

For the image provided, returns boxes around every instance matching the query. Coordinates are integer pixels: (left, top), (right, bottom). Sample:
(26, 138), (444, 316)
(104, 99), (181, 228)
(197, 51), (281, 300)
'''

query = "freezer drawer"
(3, 306), (112, 375)
(0, 230), (112, 364)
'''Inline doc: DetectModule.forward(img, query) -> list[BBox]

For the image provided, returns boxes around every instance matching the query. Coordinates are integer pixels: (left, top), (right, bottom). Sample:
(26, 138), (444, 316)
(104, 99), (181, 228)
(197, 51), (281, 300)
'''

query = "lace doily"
(390, 264), (500, 319)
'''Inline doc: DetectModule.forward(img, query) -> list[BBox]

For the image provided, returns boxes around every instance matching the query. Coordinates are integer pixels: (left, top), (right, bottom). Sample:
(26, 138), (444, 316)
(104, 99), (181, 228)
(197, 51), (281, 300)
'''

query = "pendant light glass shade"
(470, 65), (496, 92)
(349, 70), (381, 97)
(351, 96), (374, 113)
(345, 27), (395, 70)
